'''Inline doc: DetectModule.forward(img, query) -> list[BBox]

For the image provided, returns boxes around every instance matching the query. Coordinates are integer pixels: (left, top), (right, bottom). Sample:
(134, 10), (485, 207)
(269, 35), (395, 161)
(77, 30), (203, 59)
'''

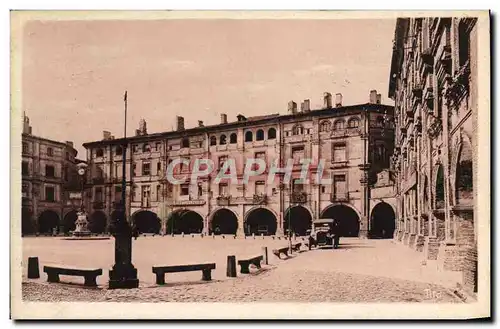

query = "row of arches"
(22, 203), (396, 238)
(131, 203), (396, 238)
(22, 209), (108, 235)
(209, 128), (277, 146)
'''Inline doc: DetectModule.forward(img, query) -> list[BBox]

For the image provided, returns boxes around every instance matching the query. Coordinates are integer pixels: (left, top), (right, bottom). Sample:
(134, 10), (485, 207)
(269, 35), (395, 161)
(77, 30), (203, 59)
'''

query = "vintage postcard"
(10, 10), (490, 319)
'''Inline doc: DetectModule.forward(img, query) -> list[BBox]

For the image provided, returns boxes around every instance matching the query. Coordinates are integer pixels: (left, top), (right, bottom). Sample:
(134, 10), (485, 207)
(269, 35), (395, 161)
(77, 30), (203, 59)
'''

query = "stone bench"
(292, 242), (302, 251)
(272, 247), (290, 259)
(152, 263), (216, 285)
(237, 255), (263, 274)
(43, 265), (102, 287)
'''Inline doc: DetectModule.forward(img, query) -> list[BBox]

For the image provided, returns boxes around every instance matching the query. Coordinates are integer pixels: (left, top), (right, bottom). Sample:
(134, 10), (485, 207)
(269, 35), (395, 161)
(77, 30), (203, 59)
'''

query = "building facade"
(21, 112), (83, 235)
(82, 91), (396, 240)
(389, 17), (478, 294)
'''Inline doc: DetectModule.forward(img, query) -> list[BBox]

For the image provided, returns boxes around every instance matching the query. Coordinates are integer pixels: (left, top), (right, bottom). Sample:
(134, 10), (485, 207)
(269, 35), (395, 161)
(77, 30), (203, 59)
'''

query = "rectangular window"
(156, 184), (162, 201)
(142, 162), (151, 176)
(47, 147), (53, 157)
(291, 146), (305, 163)
(180, 183), (190, 196)
(333, 144), (347, 162)
(255, 181), (265, 195)
(157, 162), (161, 174)
(114, 186), (122, 202)
(218, 156), (228, 169)
(155, 142), (161, 152)
(22, 182), (29, 198)
(115, 163), (122, 179)
(198, 183), (203, 197)
(22, 142), (29, 154)
(45, 165), (55, 178)
(292, 179), (304, 193)
(95, 187), (103, 202)
(132, 164), (137, 177)
(458, 20), (471, 67)
(133, 144), (139, 153)
(333, 175), (347, 199)
(22, 161), (29, 176)
(141, 185), (151, 207)
(219, 182), (228, 195)
(45, 186), (55, 202)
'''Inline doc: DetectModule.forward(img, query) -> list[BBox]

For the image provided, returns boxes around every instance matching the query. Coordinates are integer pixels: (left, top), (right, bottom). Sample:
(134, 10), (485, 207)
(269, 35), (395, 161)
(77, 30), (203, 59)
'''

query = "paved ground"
(22, 237), (463, 303)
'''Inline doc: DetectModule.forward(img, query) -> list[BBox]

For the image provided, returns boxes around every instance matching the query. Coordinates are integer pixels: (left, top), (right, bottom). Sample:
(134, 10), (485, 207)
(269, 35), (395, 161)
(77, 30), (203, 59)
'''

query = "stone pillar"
(237, 204), (245, 236)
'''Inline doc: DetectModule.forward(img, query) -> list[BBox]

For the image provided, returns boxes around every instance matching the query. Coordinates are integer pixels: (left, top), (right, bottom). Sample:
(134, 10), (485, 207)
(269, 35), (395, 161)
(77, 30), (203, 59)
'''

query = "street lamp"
(72, 163), (91, 237)
(108, 91), (139, 289)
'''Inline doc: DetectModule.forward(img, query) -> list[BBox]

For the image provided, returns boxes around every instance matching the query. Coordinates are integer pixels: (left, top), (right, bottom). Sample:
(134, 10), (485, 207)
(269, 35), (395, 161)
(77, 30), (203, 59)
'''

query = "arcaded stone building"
(389, 17), (478, 294)
(82, 91), (396, 239)
(21, 113), (83, 235)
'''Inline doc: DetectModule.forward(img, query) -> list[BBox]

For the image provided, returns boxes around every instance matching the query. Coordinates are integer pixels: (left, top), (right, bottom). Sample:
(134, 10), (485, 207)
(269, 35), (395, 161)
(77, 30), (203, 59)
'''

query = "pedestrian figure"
(132, 224), (139, 240)
(332, 219), (341, 249)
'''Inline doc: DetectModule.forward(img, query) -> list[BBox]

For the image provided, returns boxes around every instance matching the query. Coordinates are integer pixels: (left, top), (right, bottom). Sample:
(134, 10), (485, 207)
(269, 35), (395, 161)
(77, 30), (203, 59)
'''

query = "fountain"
(62, 162), (110, 241)
(72, 211), (92, 237)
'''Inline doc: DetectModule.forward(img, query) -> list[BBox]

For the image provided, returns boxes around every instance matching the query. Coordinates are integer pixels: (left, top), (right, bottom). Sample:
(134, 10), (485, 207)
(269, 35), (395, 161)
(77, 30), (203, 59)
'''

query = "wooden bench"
(152, 263), (216, 285)
(237, 255), (263, 274)
(43, 266), (102, 287)
(272, 247), (290, 259)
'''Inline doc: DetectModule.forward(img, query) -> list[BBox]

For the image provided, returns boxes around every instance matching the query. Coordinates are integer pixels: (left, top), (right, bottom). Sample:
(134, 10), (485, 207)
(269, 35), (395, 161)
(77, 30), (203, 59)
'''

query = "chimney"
(135, 129), (140, 136)
(288, 101), (298, 114)
(198, 120), (204, 127)
(323, 92), (332, 109)
(23, 112), (32, 135)
(103, 131), (112, 140)
(220, 113), (228, 124)
(139, 119), (147, 135)
(176, 116), (185, 131)
(237, 114), (247, 122)
(66, 141), (74, 148)
(335, 93), (343, 107)
(369, 90), (378, 104)
(301, 99), (311, 112)
(376, 93), (382, 104)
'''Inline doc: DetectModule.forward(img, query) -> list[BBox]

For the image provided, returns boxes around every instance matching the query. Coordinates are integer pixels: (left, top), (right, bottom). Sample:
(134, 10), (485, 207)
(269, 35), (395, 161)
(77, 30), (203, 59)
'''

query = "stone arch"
(89, 211), (107, 233)
(256, 129), (265, 141)
(453, 139), (473, 205)
(245, 131), (253, 142)
(369, 201), (396, 239)
(319, 120), (331, 132)
(333, 119), (345, 130)
(22, 207), (34, 235)
(38, 210), (60, 234)
(434, 163), (445, 209)
(283, 205), (313, 236)
(320, 204), (360, 237)
(267, 128), (276, 139)
(63, 209), (78, 233)
(208, 207), (239, 235)
(244, 206), (278, 236)
(166, 209), (204, 234)
(132, 210), (160, 234)
(230, 133), (237, 144)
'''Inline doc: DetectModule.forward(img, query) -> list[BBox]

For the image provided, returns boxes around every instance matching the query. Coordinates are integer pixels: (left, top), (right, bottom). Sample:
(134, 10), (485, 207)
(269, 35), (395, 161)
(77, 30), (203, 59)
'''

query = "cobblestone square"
(22, 236), (464, 303)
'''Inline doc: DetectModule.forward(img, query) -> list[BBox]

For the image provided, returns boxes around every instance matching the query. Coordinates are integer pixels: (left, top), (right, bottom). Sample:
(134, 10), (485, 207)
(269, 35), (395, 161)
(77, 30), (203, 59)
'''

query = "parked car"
(308, 218), (335, 249)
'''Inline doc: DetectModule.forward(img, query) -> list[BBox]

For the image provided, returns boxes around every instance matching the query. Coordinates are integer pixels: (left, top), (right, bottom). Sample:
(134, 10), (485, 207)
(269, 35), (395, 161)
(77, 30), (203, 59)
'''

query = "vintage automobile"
(308, 218), (335, 249)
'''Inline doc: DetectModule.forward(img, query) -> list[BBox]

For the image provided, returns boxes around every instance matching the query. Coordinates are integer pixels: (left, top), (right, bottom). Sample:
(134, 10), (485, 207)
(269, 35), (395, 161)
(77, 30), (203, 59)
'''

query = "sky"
(21, 18), (396, 158)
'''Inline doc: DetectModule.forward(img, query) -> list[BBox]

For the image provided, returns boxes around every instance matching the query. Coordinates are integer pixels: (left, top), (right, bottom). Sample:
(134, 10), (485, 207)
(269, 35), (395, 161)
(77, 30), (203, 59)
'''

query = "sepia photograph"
(10, 10), (490, 319)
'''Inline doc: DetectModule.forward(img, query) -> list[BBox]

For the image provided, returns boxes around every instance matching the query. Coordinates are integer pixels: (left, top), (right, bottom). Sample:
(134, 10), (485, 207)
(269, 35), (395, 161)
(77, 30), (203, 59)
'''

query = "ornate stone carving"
(427, 114), (442, 138)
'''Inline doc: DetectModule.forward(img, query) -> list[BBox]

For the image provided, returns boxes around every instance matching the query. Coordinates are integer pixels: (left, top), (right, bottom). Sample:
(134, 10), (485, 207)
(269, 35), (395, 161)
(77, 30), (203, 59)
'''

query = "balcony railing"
(252, 193), (268, 205)
(290, 191), (307, 204)
(331, 192), (349, 202)
(331, 160), (348, 168)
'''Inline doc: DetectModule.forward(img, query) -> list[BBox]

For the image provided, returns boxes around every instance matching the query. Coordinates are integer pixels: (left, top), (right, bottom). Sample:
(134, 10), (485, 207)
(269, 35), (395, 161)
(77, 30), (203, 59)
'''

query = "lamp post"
(108, 91), (139, 289)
